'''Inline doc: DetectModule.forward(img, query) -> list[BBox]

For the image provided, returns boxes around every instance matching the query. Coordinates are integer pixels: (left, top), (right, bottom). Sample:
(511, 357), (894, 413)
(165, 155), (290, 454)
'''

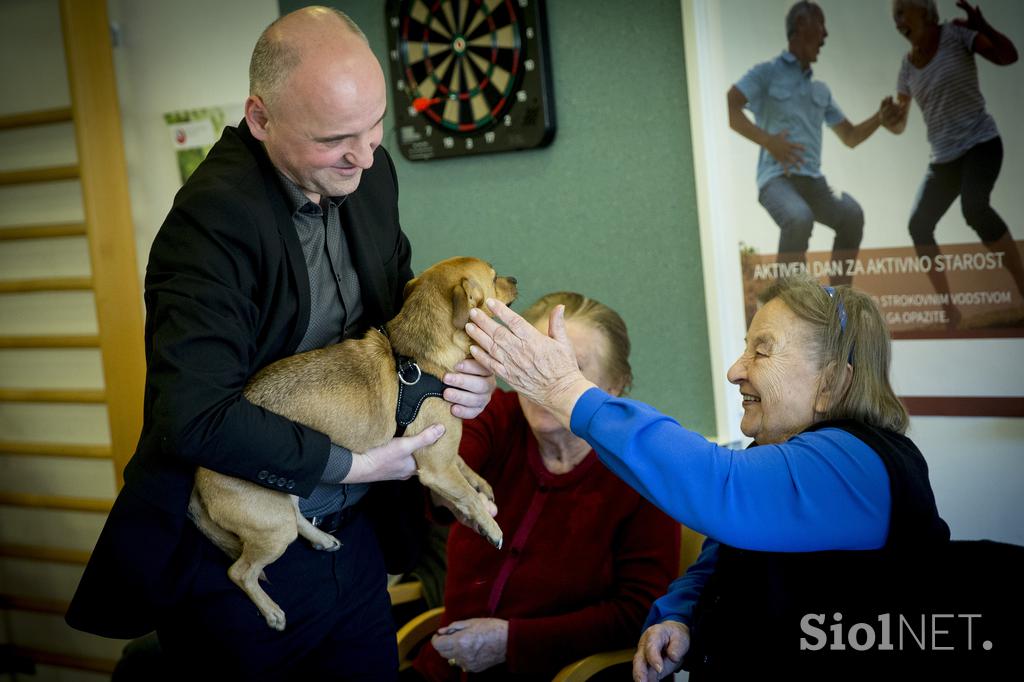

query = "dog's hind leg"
(227, 526), (295, 631)
(291, 496), (342, 551)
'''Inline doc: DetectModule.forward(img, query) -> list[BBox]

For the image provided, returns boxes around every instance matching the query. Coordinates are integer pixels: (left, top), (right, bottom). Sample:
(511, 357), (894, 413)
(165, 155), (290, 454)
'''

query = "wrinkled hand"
(633, 621), (691, 682)
(465, 300), (594, 427)
(953, 0), (987, 31)
(432, 618), (509, 673)
(343, 424), (444, 484)
(444, 358), (496, 420)
(765, 130), (804, 174)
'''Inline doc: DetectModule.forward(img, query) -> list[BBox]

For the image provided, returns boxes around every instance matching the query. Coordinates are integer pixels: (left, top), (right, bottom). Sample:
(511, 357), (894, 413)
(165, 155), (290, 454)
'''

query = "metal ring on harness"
(398, 362), (422, 386)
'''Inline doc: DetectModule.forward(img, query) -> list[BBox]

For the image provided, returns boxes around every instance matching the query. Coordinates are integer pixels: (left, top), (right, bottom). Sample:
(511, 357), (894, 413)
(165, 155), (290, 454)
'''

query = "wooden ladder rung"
(0, 492), (113, 513)
(10, 646), (117, 674)
(0, 165), (80, 186)
(0, 276), (92, 293)
(0, 222), (87, 241)
(0, 441), (112, 458)
(0, 107), (74, 131)
(0, 388), (105, 403)
(0, 335), (100, 348)
(0, 543), (90, 564)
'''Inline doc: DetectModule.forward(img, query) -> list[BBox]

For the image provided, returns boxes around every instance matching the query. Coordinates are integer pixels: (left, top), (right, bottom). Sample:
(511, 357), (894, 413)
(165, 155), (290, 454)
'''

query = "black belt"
(305, 505), (358, 534)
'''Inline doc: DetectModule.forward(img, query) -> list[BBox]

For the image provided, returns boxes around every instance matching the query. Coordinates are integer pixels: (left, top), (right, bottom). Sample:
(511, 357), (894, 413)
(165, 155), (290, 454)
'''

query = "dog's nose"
(506, 276), (518, 286)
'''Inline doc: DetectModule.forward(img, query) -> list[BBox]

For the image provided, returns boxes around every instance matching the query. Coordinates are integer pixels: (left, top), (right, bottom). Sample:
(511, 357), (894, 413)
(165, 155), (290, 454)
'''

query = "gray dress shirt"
(277, 172), (369, 517)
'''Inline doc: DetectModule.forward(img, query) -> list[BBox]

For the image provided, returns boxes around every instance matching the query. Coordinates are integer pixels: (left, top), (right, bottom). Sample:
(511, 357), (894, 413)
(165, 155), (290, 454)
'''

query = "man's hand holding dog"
(342, 425), (445, 483)
(443, 359), (496, 420)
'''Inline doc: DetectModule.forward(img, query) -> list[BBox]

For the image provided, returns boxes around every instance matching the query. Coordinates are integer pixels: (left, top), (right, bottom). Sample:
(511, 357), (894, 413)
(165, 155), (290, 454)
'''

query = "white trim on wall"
(681, 0), (747, 444)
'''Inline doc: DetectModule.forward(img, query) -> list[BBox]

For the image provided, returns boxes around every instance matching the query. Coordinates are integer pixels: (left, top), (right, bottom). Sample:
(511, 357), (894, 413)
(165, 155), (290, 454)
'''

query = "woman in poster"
(882, 0), (1024, 326)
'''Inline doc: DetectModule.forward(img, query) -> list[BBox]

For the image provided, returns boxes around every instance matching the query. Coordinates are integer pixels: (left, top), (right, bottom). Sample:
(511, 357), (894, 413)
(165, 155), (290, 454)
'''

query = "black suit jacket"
(66, 121), (424, 638)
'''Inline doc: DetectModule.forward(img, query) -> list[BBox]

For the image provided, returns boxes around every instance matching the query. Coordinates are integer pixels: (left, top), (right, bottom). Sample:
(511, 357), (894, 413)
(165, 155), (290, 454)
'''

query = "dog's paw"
(264, 607), (286, 631)
(315, 537), (342, 552)
(477, 482), (496, 502)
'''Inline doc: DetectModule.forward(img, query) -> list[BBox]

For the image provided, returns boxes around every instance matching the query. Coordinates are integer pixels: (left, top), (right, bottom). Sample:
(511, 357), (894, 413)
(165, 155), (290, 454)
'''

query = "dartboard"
(385, 0), (556, 161)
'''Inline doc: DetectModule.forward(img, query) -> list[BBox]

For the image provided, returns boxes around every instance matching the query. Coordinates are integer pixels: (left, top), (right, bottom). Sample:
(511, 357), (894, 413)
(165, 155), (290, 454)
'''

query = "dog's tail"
(187, 488), (243, 560)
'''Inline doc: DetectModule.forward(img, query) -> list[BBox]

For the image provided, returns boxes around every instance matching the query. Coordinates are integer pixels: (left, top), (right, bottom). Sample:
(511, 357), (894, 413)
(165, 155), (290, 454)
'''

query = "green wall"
(279, 0), (715, 433)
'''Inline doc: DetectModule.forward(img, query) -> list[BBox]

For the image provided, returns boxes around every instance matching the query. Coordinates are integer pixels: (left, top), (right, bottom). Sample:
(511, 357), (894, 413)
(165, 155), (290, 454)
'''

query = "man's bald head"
(249, 6), (368, 108)
(244, 6), (387, 202)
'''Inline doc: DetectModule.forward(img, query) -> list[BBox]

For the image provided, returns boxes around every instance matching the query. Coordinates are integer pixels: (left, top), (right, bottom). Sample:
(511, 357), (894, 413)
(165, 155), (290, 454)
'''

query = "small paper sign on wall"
(164, 105), (243, 184)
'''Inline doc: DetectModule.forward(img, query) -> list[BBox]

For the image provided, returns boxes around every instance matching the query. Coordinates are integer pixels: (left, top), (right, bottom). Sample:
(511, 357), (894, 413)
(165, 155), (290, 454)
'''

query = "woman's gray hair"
(521, 292), (633, 395)
(786, 1), (823, 38)
(892, 0), (939, 24)
(760, 275), (909, 434)
(249, 7), (367, 108)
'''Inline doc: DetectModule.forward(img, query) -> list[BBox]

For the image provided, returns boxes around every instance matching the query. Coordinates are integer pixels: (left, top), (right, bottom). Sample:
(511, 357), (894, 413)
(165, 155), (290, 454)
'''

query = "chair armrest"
(396, 606), (445, 669)
(388, 579), (424, 606)
(551, 648), (635, 682)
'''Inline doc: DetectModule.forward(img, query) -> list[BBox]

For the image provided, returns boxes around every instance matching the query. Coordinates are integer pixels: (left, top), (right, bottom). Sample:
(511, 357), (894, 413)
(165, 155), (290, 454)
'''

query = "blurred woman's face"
(726, 299), (826, 444)
(519, 319), (618, 437)
(893, 2), (931, 44)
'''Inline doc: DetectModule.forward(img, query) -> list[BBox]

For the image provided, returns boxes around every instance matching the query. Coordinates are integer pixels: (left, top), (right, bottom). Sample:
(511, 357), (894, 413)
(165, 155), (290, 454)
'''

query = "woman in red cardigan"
(410, 292), (680, 680)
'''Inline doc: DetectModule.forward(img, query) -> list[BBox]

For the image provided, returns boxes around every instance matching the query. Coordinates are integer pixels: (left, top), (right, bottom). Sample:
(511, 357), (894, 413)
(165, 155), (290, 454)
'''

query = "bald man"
(66, 8), (494, 679)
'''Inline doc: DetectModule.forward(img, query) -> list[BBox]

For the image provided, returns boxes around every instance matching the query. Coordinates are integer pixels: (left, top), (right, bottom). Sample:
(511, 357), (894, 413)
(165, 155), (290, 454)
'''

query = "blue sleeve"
(570, 388), (891, 552)
(643, 539), (720, 629)
(735, 61), (769, 110)
(823, 87), (846, 127)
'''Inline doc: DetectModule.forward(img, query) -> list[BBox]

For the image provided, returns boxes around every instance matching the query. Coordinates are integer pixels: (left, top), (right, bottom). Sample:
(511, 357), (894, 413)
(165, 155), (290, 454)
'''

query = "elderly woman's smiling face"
(727, 298), (827, 444)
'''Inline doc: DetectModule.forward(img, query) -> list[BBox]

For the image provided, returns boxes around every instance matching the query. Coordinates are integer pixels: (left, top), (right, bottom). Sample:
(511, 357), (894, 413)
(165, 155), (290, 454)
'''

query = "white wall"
(0, 0), (277, 670)
(683, 0), (1024, 545)
(107, 0), (279, 276)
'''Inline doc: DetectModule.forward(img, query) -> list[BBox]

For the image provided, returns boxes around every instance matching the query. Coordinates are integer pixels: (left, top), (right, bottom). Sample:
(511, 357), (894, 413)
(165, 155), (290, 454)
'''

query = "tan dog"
(188, 256), (516, 630)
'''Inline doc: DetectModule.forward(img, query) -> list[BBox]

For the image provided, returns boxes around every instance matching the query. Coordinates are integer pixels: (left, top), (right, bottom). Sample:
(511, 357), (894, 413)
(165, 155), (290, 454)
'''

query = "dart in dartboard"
(385, 0), (556, 161)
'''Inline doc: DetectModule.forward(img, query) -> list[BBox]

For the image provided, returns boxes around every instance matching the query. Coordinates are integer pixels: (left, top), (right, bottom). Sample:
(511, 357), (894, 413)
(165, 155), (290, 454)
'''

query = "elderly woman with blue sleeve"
(463, 275), (951, 678)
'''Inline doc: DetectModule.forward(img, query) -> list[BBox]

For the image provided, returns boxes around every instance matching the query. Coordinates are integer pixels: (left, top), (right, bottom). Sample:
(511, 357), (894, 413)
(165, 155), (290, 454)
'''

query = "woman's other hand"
(465, 300), (594, 428)
(633, 621), (691, 682)
(953, 0), (986, 32)
(431, 617), (509, 673)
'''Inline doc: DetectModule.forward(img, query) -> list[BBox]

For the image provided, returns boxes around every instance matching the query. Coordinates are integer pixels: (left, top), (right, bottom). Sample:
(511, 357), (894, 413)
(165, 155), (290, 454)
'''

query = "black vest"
(684, 419), (956, 679)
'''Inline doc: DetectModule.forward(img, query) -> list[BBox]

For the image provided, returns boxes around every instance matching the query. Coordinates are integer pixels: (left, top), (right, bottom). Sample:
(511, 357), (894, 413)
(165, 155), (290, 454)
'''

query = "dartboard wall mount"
(384, 0), (556, 161)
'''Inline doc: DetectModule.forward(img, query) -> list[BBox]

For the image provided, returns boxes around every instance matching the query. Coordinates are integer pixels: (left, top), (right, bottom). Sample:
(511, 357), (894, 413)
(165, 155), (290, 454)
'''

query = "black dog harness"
(378, 327), (449, 436)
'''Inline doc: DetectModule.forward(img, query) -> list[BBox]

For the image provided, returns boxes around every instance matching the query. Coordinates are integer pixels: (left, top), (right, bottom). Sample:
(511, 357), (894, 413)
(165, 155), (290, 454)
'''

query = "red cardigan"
(413, 389), (679, 680)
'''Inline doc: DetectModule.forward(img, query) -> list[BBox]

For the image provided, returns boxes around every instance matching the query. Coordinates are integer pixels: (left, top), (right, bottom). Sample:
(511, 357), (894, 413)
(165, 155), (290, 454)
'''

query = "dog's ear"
(403, 277), (419, 300)
(451, 277), (485, 329)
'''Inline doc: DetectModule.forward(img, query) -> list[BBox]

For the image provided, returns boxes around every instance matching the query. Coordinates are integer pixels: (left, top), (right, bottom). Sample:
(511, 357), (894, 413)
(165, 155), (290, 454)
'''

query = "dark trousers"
(157, 509), (397, 681)
(909, 136), (1008, 246)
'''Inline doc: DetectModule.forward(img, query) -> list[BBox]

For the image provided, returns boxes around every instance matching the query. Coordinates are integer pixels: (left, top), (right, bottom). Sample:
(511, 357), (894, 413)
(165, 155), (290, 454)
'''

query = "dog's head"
(404, 257), (518, 331)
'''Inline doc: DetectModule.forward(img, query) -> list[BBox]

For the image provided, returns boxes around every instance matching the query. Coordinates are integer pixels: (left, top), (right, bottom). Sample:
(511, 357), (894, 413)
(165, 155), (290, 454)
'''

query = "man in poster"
(727, 0), (889, 285)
